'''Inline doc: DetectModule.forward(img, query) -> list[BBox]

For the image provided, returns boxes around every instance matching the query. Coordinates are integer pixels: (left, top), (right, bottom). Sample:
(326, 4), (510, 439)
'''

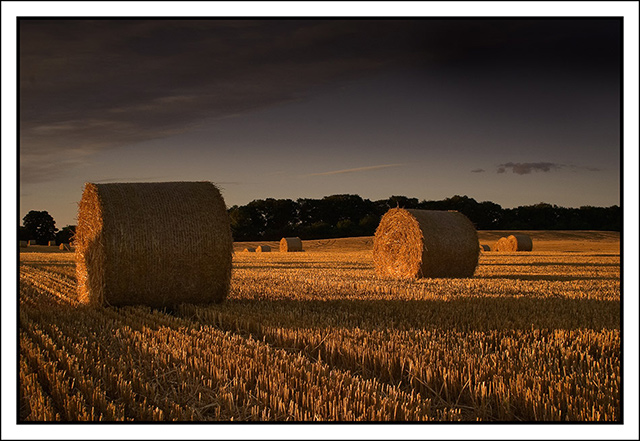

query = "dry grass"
(19, 231), (620, 421)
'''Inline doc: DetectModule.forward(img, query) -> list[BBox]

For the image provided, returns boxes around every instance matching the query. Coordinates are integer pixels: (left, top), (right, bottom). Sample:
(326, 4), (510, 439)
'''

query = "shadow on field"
(21, 262), (75, 268)
(485, 261), (620, 267)
(479, 274), (619, 282)
(179, 296), (620, 333)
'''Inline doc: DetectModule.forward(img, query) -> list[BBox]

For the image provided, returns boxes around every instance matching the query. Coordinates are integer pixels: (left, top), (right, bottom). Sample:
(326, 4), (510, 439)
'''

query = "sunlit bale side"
(256, 245), (271, 252)
(75, 181), (233, 307)
(373, 208), (479, 279)
(280, 237), (303, 252)
(494, 237), (510, 252)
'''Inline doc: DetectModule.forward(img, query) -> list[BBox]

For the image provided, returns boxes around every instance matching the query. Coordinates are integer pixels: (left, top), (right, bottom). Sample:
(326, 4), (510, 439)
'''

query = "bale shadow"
(479, 274), (620, 282)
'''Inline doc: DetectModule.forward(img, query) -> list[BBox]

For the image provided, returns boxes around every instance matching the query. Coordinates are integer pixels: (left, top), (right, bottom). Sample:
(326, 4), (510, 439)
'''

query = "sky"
(17, 17), (622, 228)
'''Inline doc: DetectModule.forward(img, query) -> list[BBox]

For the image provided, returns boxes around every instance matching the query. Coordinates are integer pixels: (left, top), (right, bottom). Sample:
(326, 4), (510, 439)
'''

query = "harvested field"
(18, 231), (620, 421)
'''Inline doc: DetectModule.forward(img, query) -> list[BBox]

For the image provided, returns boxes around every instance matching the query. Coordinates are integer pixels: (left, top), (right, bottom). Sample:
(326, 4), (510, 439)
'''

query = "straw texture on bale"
(280, 237), (303, 252)
(256, 245), (271, 252)
(373, 208), (479, 279)
(243, 247), (256, 253)
(480, 244), (491, 252)
(494, 237), (510, 252)
(19, 241), (28, 247)
(75, 182), (233, 307)
(495, 234), (533, 252)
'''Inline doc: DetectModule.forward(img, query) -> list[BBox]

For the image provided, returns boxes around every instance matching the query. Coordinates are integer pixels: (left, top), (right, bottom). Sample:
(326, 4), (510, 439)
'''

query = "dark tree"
(18, 226), (29, 241)
(22, 210), (57, 244)
(56, 225), (76, 244)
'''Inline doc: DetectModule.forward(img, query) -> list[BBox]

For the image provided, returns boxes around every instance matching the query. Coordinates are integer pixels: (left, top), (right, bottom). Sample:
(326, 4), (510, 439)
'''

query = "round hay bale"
(480, 244), (491, 252)
(280, 237), (303, 252)
(48, 240), (57, 246)
(256, 245), (271, 252)
(508, 234), (533, 251)
(75, 182), (233, 307)
(243, 247), (256, 252)
(373, 208), (479, 279)
(494, 237), (510, 252)
(28, 240), (37, 246)
(19, 240), (28, 248)
(59, 243), (65, 250)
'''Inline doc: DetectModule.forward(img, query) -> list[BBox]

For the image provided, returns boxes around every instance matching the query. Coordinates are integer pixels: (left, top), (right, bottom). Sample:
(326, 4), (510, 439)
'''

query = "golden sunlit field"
(19, 231), (620, 421)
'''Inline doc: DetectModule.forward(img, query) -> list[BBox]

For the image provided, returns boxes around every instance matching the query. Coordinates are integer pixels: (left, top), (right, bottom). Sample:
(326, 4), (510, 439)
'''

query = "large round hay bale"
(373, 208), (479, 279)
(280, 237), (303, 252)
(75, 182), (233, 307)
(256, 245), (271, 252)
(508, 234), (533, 251)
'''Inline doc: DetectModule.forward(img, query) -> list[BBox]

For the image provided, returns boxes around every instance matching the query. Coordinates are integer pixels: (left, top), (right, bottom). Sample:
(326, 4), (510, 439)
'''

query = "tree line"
(19, 194), (620, 244)
(228, 194), (621, 241)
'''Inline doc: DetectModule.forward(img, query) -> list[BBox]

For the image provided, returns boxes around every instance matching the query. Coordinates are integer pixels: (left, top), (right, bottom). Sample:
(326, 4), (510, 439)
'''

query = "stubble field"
(19, 231), (620, 421)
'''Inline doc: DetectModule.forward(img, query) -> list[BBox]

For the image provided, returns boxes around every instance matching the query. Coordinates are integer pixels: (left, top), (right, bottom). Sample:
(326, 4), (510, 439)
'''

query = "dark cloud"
(471, 168), (485, 173)
(497, 162), (563, 175)
(19, 19), (621, 183)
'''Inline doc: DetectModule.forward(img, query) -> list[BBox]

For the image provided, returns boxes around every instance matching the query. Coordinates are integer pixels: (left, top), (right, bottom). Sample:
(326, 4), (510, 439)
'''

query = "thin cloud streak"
(497, 162), (563, 175)
(304, 164), (405, 177)
(495, 162), (604, 175)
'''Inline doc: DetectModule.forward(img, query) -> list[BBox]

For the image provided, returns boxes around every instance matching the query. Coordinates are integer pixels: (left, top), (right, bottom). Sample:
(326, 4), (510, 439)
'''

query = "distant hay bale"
(508, 234), (533, 251)
(28, 240), (37, 246)
(495, 234), (533, 252)
(373, 208), (479, 279)
(280, 237), (303, 252)
(494, 237), (510, 252)
(19, 240), (28, 248)
(48, 241), (56, 246)
(480, 244), (491, 252)
(256, 245), (271, 252)
(75, 182), (233, 307)
(243, 247), (256, 252)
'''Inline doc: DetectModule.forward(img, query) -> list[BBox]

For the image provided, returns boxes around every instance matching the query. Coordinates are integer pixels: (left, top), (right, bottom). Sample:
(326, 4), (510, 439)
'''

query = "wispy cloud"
(497, 162), (564, 175)
(304, 164), (405, 177)
(496, 162), (605, 175)
(471, 168), (485, 173)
